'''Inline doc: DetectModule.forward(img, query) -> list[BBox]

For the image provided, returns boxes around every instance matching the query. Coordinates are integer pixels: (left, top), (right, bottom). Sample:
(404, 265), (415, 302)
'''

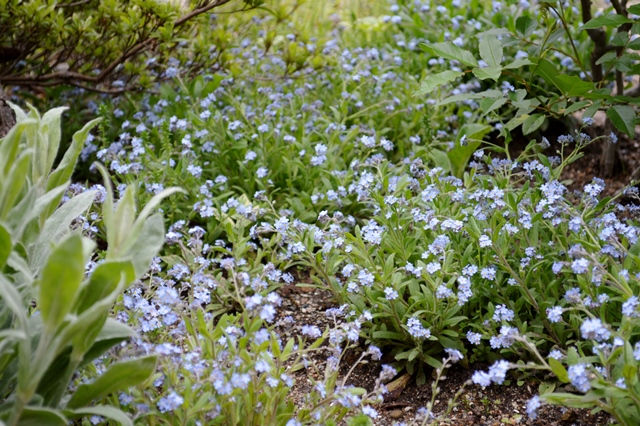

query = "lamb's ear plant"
(0, 105), (182, 425)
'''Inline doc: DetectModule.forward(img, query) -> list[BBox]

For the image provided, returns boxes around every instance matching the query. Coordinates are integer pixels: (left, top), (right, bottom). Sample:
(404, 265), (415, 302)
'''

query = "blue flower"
(568, 364), (591, 393)
(526, 395), (541, 419)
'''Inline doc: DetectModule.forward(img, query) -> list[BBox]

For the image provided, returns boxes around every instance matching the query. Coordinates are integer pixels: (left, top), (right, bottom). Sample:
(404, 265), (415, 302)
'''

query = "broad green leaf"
(479, 34), (503, 67)
(629, 4), (640, 14)
(534, 58), (564, 92)
(18, 406), (67, 426)
(81, 318), (137, 367)
(41, 107), (68, 178)
(67, 356), (157, 409)
(29, 190), (96, 273)
(522, 114), (545, 135)
(7, 100), (28, 122)
(505, 113), (530, 131)
(129, 187), (184, 237)
(449, 124), (491, 177)
(47, 300), (129, 378)
(44, 118), (100, 219)
(0, 151), (31, 220)
(437, 89), (503, 106)
(0, 224), (10, 269)
(38, 233), (90, 332)
(564, 100), (591, 115)
(416, 70), (464, 95)
(583, 101), (602, 118)
(516, 16), (537, 37)
(74, 261), (135, 314)
(345, 414), (373, 426)
(472, 66), (502, 81)
(549, 358), (569, 383)
(606, 105), (636, 137)
(0, 275), (27, 328)
(581, 15), (633, 30)
(121, 213), (165, 279)
(479, 97), (507, 114)
(555, 75), (595, 96)
(64, 406), (133, 426)
(424, 42), (478, 67)
(0, 120), (33, 177)
(503, 58), (533, 69)
(430, 149), (452, 173)
(111, 185), (137, 253)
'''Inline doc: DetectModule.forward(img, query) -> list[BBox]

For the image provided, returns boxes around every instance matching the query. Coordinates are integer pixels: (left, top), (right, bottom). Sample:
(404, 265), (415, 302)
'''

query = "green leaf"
(0, 224), (11, 269)
(345, 414), (373, 426)
(424, 42), (478, 67)
(503, 58), (533, 69)
(0, 120), (33, 177)
(430, 149), (451, 172)
(416, 70), (464, 95)
(606, 105), (636, 137)
(448, 124), (490, 177)
(29, 190), (96, 273)
(479, 34), (503, 67)
(472, 66), (502, 81)
(581, 15), (633, 30)
(0, 275), (27, 327)
(18, 406), (68, 426)
(67, 356), (157, 409)
(479, 97), (507, 114)
(64, 406), (133, 426)
(43, 117), (101, 219)
(41, 107), (68, 178)
(74, 261), (135, 314)
(437, 89), (503, 106)
(555, 75), (595, 96)
(629, 4), (640, 14)
(549, 358), (569, 383)
(0, 151), (31, 220)
(522, 114), (545, 135)
(564, 100), (591, 115)
(583, 101), (602, 118)
(121, 213), (165, 280)
(534, 58), (564, 92)
(110, 185), (137, 253)
(38, 233), (90, 332)
(90, 318), (137, 346)
(516, 16), (537, 37)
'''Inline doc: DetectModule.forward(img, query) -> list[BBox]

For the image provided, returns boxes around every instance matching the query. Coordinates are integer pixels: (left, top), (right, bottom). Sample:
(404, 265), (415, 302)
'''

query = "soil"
(273, 281), (612, 426)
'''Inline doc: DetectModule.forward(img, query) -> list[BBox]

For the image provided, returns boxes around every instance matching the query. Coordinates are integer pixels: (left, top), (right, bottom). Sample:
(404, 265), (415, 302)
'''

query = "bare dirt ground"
(274, 285), (612, 426)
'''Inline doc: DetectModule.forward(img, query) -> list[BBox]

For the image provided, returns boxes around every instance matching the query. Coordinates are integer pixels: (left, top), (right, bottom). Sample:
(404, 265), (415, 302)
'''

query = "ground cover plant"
(3, 0), (640, 425)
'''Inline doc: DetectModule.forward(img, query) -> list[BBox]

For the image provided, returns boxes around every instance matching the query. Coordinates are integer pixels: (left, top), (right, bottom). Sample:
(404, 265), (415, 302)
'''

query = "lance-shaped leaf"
(423, 42), (478, 67)
(581, 15), (633, 30)
(43, 117), (101, 220)
(416, 70), (463, 95)
(479, 34), (503, 67)
(64, 406), (133, 426)
(29, 190), (96, 273)
(38, 233), (91, 332)
(18, 406), (68, 426)
(66, 356), (157, 409)
(607, 105), (636, 137)
(0, 224), (11, 269)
